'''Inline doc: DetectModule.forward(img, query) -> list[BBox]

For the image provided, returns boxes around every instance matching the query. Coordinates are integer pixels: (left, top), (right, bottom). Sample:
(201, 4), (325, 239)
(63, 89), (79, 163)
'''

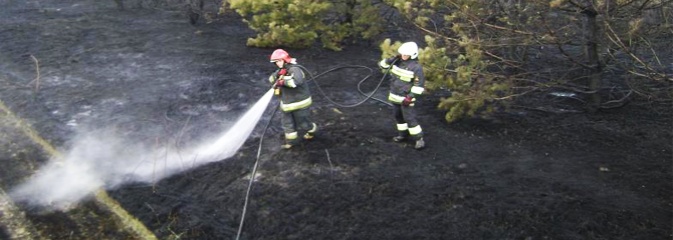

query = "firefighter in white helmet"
(378, 41), (426, 149)
(269, 49), (317, 149)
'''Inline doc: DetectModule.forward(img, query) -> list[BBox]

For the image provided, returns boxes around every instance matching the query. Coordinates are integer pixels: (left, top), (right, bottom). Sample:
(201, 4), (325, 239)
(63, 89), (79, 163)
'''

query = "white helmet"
(398, 42), (419, 59)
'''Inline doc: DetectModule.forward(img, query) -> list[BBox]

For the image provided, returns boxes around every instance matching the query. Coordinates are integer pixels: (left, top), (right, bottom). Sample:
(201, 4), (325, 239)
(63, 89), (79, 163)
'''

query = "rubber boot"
(282, 139), (298, 149)
(303, 132), (314, 140)
(282, 133), (298, 149)
(414, 138), (425, 150)
(393, 132), (408, 142)
(281, 142), (293, 149)
(303, 123), (317, 140)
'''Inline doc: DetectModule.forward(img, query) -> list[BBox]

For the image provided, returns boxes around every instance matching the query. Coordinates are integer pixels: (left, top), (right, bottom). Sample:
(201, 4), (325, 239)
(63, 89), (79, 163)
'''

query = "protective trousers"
(393, 104), (423, 140)
(281, 108), (316, 144)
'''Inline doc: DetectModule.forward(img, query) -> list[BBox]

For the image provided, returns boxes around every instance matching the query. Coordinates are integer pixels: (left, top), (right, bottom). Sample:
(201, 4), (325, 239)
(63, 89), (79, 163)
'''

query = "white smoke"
(10, 89), (274, 209)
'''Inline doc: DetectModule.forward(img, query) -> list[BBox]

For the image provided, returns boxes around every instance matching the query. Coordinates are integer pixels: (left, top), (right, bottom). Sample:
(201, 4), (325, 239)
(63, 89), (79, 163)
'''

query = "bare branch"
(600, 90), (633, 109)
(481, 22), (534, 36)
(26, 55), (40, 93)
(603, 22), (670, 81)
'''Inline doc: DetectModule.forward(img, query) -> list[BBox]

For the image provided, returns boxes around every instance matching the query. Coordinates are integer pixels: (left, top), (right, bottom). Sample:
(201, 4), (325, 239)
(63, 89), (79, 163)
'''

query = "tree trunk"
(583, 9), (602, 112)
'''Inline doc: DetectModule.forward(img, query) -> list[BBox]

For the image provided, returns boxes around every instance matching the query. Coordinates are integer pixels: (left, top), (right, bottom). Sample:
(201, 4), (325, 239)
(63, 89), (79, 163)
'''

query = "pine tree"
(225, 0), (383, 51)
(382, 0), (671, 121)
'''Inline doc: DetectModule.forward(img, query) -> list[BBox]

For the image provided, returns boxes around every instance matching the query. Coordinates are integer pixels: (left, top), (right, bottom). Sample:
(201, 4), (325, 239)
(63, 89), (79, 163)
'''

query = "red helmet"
(270, 49), (292, 63)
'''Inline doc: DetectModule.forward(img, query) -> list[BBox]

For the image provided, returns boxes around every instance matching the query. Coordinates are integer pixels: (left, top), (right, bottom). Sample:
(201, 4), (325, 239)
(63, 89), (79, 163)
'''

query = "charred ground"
(0, 1), (671, 239)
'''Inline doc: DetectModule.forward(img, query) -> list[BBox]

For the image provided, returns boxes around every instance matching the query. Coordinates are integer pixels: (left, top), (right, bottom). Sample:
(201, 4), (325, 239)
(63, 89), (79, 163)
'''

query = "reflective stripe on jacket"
(379, 57), (425, 104)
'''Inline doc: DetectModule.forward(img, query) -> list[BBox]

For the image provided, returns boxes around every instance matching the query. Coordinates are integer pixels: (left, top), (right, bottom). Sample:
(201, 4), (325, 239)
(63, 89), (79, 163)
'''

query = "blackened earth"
(0, 1), (671, 239)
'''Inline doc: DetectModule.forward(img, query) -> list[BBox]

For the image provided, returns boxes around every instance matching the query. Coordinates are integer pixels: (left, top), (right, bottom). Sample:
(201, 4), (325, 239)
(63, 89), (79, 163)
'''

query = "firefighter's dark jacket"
(269, 64), (312, 112)
(378, 57), (425, 104)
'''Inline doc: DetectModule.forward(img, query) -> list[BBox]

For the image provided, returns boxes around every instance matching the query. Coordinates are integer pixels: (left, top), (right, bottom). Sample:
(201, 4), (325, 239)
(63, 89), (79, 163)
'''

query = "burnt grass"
(0, 1), (671, 239)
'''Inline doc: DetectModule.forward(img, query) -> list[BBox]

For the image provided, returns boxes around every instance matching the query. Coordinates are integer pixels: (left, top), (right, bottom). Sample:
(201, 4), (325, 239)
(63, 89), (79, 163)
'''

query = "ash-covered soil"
(0, 1), (671, 239)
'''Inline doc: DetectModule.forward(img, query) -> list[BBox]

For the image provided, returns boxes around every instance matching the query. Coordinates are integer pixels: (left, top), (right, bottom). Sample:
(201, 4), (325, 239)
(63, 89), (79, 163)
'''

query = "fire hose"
(236, 63), (395, 239)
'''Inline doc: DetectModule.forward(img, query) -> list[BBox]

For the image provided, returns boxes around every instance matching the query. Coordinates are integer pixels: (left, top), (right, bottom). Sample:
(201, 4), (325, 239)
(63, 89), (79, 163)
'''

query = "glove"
(274, 68), (287, 87)
(278, 68), (287, 76)
(402, 95), (413, 106)
(275, 78), (285, 87)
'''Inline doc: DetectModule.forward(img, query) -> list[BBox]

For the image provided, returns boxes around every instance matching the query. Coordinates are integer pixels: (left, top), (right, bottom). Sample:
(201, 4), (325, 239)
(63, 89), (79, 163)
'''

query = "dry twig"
(26, 55), (40, 93)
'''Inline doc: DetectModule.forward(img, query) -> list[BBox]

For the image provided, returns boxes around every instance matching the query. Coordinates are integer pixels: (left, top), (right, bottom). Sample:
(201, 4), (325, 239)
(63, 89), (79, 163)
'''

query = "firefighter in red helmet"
(268, 49), (317, 149)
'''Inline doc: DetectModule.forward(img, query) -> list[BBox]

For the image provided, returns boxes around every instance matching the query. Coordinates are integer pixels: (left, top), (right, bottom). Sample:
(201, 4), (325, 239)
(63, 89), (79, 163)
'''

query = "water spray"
(11, 89), (276, 209)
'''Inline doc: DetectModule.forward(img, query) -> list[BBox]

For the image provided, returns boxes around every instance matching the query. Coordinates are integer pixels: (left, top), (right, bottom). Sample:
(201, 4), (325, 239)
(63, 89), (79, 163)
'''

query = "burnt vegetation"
(0, 0), (671, 239)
